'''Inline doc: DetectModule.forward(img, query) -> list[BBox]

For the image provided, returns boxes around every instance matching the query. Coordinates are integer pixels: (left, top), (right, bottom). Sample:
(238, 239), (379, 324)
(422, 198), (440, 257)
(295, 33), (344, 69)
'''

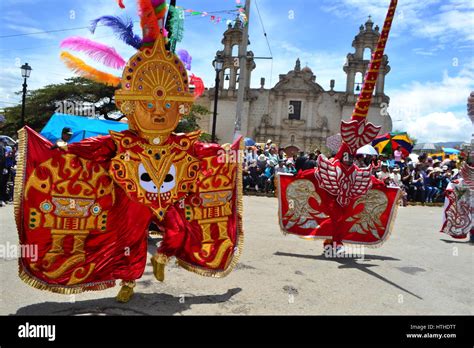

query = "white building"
(197, 17), (393, 153)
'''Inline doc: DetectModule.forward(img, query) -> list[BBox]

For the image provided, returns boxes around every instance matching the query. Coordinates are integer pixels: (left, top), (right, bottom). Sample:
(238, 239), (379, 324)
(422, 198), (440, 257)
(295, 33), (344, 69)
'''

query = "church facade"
(196, 17), (393, 153)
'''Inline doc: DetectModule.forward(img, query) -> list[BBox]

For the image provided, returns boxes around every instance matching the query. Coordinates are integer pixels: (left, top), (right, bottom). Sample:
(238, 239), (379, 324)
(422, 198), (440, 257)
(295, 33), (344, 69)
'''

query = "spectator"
(278, 148), (287, 162)
(303, 152), (317, 170)
(355, 154), (366, 168)
(410, 164), (425, 203)
(377, 163), (391, 185)
(401, 166), (412, 205)
(295, 151), (307, 172)
(51, 127), (73, 150)
(243, 159), (260, 191)
(286, 161), (297, 175)
(266, 144), (279, 163)
(394, 146), (404, 168)
(429, 168), (443, 203)
(423, 167), (436, 203)
(0, 139), (7, 207)
(389, 166), (402, 187)
(257, 154), (267, 171)
(259, 160), (276, 193)
(275, 160), (288, 175)
(245, 146), (258, 163)
(264, 139), (273, 152)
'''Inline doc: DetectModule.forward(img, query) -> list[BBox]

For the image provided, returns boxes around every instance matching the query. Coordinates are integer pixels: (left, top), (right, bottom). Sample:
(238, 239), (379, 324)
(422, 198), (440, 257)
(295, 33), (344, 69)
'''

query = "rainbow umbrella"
(372, 132), (413, 157)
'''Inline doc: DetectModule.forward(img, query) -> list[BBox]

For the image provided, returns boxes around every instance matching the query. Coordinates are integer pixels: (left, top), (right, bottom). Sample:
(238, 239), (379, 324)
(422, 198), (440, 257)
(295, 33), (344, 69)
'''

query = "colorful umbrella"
(372, 132), (413, 157)
(356, 144), (379, 156)
(326, 133), (342, 153)
(244, 137), (256, 146)
(442, 147), (460, 155)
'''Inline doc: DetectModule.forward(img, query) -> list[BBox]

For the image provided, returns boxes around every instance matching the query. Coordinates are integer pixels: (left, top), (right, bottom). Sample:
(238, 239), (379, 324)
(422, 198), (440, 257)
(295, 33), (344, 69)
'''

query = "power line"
(254, 0), (273, 57)
(254, 0), (274, 85)
(0, 34), (117, 52)
(0, 9), (240, 39)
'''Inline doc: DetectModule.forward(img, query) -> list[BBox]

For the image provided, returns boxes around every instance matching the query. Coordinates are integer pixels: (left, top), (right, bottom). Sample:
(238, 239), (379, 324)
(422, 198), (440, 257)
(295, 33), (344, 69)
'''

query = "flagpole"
(233, 0), (251, 141)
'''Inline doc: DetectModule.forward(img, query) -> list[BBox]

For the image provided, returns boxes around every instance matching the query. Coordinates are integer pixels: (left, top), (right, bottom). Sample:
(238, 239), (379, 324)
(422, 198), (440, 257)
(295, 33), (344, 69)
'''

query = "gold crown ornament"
(115, 31), (194, 144)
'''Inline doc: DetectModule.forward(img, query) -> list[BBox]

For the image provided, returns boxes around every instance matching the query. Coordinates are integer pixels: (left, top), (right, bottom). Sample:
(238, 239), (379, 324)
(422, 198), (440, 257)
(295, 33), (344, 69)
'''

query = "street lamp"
(211, 53), (224, 143)
(20, 63), (32, 127)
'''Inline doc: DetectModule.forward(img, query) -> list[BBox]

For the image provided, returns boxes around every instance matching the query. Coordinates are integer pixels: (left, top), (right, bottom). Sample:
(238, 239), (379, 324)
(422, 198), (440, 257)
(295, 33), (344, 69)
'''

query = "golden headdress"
(115, 31), (194, 143)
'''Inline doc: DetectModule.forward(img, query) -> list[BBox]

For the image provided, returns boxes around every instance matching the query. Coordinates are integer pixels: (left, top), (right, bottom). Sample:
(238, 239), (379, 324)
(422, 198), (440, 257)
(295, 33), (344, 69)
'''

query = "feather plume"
(138, 0), (160, 45)
(190, 74), (205, 99)
(90, 15), (142, 50)
(177, 49), (192, 70)
(168, 5), (184, 52)
(60, 51), (121, 86)
(152, 0), (167, 21)
(117, 0), (125, 8)
(60, 37), (126, 69)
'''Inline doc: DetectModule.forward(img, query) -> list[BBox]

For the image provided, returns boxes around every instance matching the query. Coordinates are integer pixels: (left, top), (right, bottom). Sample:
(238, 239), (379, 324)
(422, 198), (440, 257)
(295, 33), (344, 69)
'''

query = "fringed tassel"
(19, 263), (116, 294)
(176, 138), (245, 278)
(13, 127), (26, 234)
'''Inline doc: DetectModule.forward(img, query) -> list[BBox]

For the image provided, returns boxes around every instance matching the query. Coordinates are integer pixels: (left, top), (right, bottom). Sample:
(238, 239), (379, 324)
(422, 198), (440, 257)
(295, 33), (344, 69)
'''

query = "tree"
(2, 76), (212, 141)
(2, 77), (117, 138)
(174, 104), (213, 142)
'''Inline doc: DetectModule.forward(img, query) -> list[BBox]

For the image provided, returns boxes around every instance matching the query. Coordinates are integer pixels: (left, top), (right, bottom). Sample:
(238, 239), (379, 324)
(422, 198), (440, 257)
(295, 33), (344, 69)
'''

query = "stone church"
(196, 17), (393, 153)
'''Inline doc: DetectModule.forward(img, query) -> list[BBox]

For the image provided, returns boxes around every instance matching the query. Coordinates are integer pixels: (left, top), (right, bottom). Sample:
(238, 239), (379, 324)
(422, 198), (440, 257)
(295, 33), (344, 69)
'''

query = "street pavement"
(0, 196), (472, 315)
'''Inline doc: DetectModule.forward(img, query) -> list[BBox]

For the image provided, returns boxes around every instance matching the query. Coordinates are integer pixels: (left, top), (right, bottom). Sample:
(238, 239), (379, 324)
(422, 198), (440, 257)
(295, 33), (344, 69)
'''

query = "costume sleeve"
(193, 140), (222, 159)
(67, 135), (116, 162)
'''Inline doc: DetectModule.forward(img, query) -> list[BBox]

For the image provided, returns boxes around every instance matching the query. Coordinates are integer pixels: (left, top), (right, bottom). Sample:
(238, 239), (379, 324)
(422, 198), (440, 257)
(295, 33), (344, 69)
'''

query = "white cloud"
(389, 65), (473, 142)
(403, 112), (471, 142)
(322, 0), (473, 47)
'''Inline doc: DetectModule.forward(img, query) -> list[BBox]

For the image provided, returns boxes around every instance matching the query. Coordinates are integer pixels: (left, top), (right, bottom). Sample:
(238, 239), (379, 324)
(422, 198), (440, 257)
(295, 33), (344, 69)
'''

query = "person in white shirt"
(377, 163), (391, 185)
(389, 166), (402, 186)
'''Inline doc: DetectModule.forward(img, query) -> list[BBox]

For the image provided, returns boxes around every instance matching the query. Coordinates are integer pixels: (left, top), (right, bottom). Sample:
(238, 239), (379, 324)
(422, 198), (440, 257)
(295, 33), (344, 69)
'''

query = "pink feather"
(60, 36), (126, 70)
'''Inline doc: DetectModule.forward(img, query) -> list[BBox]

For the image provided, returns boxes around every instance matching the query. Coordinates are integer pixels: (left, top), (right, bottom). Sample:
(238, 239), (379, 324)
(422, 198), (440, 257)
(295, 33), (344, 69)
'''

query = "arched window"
(223, 68), (230, 89)
(363, 47), (372, 61)
(354, 72), (364, 94)
(232, 44), (239, 64)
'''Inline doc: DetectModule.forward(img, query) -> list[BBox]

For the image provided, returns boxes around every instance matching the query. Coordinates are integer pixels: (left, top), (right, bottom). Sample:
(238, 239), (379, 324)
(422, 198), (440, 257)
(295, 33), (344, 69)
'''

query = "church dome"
(302, 66), (313, 74)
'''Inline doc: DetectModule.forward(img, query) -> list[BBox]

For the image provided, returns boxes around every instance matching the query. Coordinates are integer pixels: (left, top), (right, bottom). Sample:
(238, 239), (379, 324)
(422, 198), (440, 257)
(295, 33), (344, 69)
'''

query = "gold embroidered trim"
(119, 280), (136, 288)
(18, 262), (115, 294)
(176, 138), (245, 278)
(14, 127), (26, 234)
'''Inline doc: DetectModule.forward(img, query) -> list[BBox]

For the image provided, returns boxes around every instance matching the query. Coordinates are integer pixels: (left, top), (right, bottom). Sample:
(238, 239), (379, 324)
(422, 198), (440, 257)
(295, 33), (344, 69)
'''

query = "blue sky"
(0, 0), (472, 142)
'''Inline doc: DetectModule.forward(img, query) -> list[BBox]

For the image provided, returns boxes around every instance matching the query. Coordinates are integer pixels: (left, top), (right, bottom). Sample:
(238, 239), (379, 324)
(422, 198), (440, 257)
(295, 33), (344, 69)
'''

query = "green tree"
(2, 77), (117, 138)
(174, 104), (213, 142)
(2, 76), (212, 141)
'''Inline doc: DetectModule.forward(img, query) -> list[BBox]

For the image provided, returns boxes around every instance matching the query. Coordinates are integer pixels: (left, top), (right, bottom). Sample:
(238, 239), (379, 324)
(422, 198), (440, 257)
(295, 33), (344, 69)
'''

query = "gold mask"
(115, 34), (194, 142)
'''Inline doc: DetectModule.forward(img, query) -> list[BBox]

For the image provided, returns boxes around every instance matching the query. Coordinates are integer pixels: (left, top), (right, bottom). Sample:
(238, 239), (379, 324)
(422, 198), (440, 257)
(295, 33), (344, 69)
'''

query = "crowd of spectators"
(242, 140), (467, 207)
(382, 150), (464, 206)
(242, 139), (322, 194)
(0, 139), (17, 207)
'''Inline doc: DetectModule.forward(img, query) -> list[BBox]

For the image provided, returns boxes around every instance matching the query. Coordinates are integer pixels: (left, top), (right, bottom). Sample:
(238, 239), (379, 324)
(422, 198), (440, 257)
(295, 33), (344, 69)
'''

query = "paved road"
(0, 197), (472, 315)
